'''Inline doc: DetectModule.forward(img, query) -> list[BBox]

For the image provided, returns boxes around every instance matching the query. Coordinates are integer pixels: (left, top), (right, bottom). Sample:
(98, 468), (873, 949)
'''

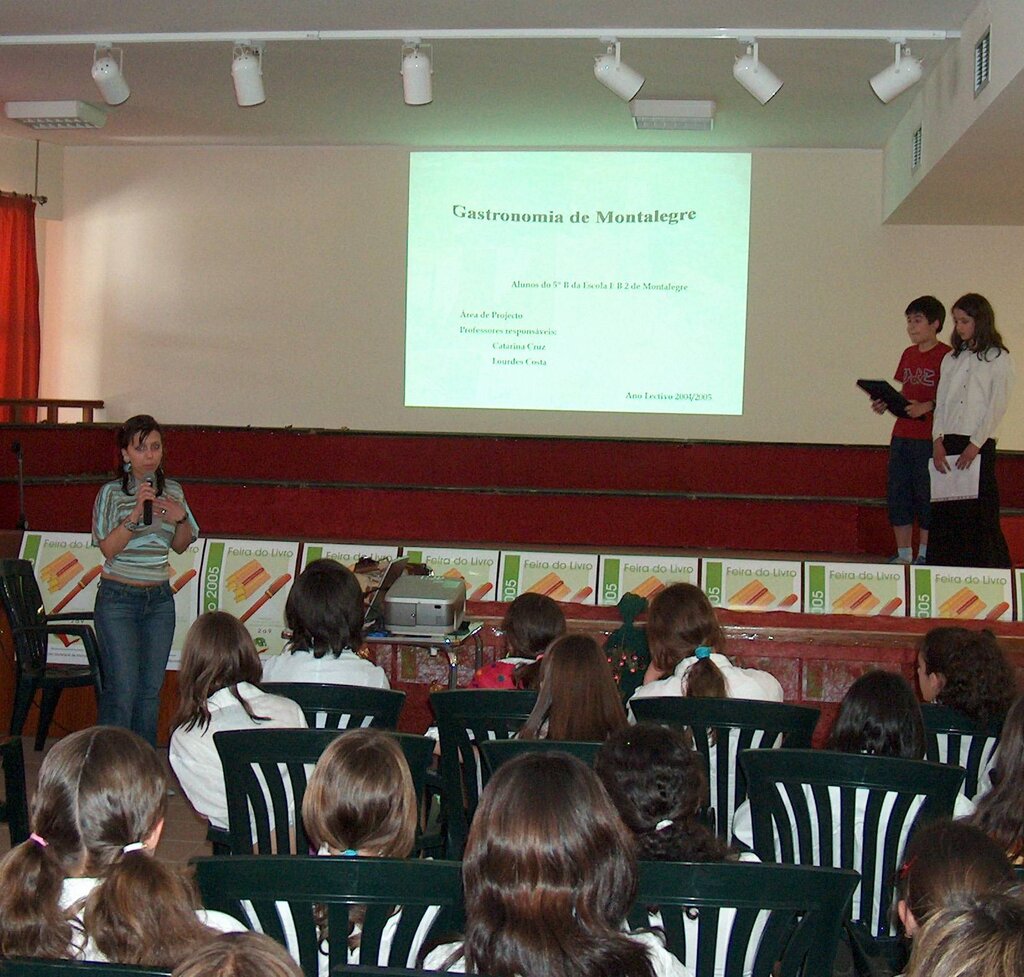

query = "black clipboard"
(857, 379), (912, 419)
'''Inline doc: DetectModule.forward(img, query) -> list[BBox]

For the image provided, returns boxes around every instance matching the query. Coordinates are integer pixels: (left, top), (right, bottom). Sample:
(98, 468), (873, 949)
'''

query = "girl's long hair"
(950, 293), (1008, 359)
(519, 634), (628, 741)
(459, 752), (656, 977)
(172, 612), (269, 733)
(646, 583), (727, 698)
(285, 559), (364, 659)
(920, 627), (1016, 726)
(596, 723), (733, 863)
(971, 695), (1024, 859)
(501, 593), (567, 690)
(827, 669), (925, 759)
(0, 727), (216, 966)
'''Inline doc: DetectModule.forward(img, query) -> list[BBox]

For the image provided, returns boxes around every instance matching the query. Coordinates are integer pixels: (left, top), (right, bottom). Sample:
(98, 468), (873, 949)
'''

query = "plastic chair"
(0, 736), (29, 846)
(192, 855), (463, 977)
(740, 748), (965, 965)
(261, 682), (405, 731)
(920, 702), (1003, 800)
(477, 738), (602, 789)
(630, 697), (820, 839)
(0, 962), (169, 977)
(214, 727), (435, 855)
(0, 559), (103, 750)
(628, 860), (859, 977)
(429, 689), (537, 858)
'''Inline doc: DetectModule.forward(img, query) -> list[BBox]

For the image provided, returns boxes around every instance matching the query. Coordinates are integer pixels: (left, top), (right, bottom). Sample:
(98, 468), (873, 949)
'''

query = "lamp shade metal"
(870, 43), (923, 103)
(594, 41), (645, 101)
(232, 43), (266, 107)
(732, 42), (783, 104)
(91, 47), (130, 106)
(401, 44), (433, 105)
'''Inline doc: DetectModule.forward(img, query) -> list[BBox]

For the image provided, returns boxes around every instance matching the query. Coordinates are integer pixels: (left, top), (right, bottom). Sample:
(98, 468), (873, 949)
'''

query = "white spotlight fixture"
(91, 45), (130, 106)
(401, 40), (433, 105)
(732, 41), (783, 105)
(231, 42), (265, 107)
(870, 42), (923, 103)
(593, 38), (645, 101)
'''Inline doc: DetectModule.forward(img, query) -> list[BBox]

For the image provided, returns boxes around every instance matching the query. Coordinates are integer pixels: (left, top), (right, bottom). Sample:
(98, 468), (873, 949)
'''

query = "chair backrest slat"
(921, 703), (1003, 800)
(261, 682), (405, 731)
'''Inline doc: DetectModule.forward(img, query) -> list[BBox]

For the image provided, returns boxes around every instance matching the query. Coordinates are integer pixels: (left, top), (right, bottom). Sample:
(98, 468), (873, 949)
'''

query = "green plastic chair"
(429, 689), (537, 858)
(740, 748), (965, 966)
(213, 728), (435, 855)
(261, 682), (405, 731)
(0, 962), (169, 977)
(0, 559), (103, 750)
(630, 697), (820, 840)
(192, 855), (464, 977)
(477, 738), (602, 789)
(0, 736), (30, 846)
(629, 860), (859, 977)
(920, 702), (1003, 800)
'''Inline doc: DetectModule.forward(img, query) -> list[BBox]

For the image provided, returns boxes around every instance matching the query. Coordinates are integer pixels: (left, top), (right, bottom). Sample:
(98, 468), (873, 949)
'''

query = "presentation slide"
(405, 151), (751, 415)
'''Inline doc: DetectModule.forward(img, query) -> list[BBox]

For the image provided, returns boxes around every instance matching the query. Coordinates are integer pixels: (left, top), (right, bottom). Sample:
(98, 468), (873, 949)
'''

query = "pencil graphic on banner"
(171, 569), (197, 594)
(50, 566), (101, 614)
(550, 583), (571, 601)
(632, 576), (665, 599)
(239, 573), (292, 623)
(443, 568), (466, 581)
(938, 587), (986, 619)
(986, 601), (1010, 621)
(831, 584), (880, 615)
(778, 593), (800, 608)
(527, 572), (566, 597)
(41, 552), (77, 585)
(570, 586), (594, 603)
(226, 559), (260, 590)
(42, 553), (84, 593)
(230, 563), (271, 602)
(879, 597), (903, 616)
(730, 579), (776, 608)
(470, 582), (493, 600)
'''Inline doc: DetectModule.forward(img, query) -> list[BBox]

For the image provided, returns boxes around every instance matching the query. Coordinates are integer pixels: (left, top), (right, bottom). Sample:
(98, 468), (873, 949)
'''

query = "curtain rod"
(0, 189), (48, 206)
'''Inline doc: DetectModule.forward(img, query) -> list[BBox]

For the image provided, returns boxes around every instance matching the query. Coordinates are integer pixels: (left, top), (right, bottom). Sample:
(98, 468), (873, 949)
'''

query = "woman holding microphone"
(92, 415), (199, 744)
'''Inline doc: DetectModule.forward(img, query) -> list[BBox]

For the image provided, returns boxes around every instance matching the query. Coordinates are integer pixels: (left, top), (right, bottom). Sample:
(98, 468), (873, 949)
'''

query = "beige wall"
(38, 143), (1024, 448)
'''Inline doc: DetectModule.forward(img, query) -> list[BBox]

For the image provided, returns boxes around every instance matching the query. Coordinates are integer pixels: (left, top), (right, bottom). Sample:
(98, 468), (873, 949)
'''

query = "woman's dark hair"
(285, 559), (364, 658)
(828, 669), (925, 759)
(971, 695), (1024, 859)
(595, 723), (732, 863)
(0, 727), (216, 966)
(501, 593), (566, 690)
(117, 414), (166, 495)
(646, 583), (727, 698)
(920, 627), (1016, 726)
(519, 634), (628, 741)
(172, 612), (269, 733)
(950, 293), (1008, 359)
(172, 932), (304, 977)
(457, 752), (656, 977)
(898, 819), (1013, 931)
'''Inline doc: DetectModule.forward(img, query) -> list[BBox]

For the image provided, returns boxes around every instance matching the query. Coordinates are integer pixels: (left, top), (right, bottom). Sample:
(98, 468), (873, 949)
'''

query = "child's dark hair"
(904, 295), (945, 331)
(898, 819), (1013, 932)
(172, 612), (270, 733)
(971, 695), (1024, 859)
(0, 726), (215, 966)
(595, 722), (733, 863)
(501, 592), (566, 690)
(117, 414), (166, 495)
(920, 627), (1016, 726)
(951, 293), (1008, 359)
(828, 669), (925, 759)
(285, 558), (364, 658)
(647, 583), (727, 698)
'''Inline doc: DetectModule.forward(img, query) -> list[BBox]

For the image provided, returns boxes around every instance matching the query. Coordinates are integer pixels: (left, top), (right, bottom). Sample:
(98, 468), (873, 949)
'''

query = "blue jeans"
(94, 578), (175, 745)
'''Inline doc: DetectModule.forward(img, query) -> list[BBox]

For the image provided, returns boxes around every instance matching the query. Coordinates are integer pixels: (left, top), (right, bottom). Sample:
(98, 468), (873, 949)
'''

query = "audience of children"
(0, 726), (243, 967)
(970, 694), (1024, 863)
(468, 592), (566, 689)
(518, 633), (629, 741)
(169, 611), (307, 830)
(629, 583), (783, 706)
(260, 558), (389, 687)
(172, 932), (304, 977)
(423, 751), (692, 976)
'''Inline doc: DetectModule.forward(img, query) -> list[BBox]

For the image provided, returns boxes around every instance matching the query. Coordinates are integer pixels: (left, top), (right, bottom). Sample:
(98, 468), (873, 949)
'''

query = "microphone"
(142, 475), (154, 526)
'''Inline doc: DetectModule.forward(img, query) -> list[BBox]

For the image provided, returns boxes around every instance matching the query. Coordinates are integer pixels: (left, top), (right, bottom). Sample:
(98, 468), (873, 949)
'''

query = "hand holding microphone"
(142, 475), (155, 525)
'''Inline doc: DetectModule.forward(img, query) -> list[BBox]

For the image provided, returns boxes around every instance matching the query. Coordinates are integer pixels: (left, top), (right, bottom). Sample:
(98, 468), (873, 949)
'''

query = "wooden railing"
(0, 398), (104, 423)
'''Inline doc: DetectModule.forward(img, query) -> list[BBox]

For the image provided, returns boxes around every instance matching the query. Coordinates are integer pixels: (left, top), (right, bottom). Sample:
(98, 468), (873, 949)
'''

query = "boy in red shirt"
(871, 295), (950, 564)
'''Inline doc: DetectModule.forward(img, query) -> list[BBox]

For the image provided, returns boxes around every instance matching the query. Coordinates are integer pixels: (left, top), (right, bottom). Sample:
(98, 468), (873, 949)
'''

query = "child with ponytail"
(0, 726), (242, 967)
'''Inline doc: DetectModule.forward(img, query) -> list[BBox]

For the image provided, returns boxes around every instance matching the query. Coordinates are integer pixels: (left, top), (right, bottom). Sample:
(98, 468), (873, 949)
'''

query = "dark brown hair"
(920, 627), (1016, 726)
(172, 612), (269, 733)
(172, 932), (303, 977)
(828, 669), (925, 759)
(285, 559), (364, 658)
(519, 634), (628, 741)
(502, 593), (567, 690)
(646, 583), (727, 697)
(117, 414), (166, 495)
(971, 695), (1024, 859)
(457, 752), (656, 977)
(0, 727), (215, 966)
(950, 293), (1008, 359)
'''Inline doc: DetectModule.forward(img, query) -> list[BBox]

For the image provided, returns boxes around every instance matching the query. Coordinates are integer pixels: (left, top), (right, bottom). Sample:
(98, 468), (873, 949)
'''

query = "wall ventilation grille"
(911, 126), (923, 171)
(974, 28), (990, 95)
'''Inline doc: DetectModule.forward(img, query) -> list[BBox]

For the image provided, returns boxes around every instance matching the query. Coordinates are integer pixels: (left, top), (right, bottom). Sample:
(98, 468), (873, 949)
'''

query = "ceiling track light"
(870, 41), (923, 103)
(401, 39), (433, 105)
(593, 38), (645, 101)
(91, 45), (130, 106)
(732, 41), (783, 104)
(232, 41), (265, 107)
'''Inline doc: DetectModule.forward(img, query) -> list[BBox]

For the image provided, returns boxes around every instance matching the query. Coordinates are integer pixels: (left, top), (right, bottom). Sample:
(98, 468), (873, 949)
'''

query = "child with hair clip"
(169, 611), (307, 830)
(262, 558), (389, 687)
(629, 583), (782, 707)
(518, 633), (628, 741)
(970, 695), (1024, 862)
(423, 751), (691, 976)
(0, 726), (243, 967)
(299, 729), (424, 971)
(469, 592), (566, 690)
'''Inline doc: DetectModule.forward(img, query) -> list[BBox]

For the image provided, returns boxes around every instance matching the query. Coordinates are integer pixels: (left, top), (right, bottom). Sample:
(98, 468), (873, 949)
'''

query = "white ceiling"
(2, 1), (1019, 223)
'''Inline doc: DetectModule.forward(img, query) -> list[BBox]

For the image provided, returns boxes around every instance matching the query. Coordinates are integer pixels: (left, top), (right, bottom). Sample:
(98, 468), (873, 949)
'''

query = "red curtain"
(0, 193), (41, 422)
